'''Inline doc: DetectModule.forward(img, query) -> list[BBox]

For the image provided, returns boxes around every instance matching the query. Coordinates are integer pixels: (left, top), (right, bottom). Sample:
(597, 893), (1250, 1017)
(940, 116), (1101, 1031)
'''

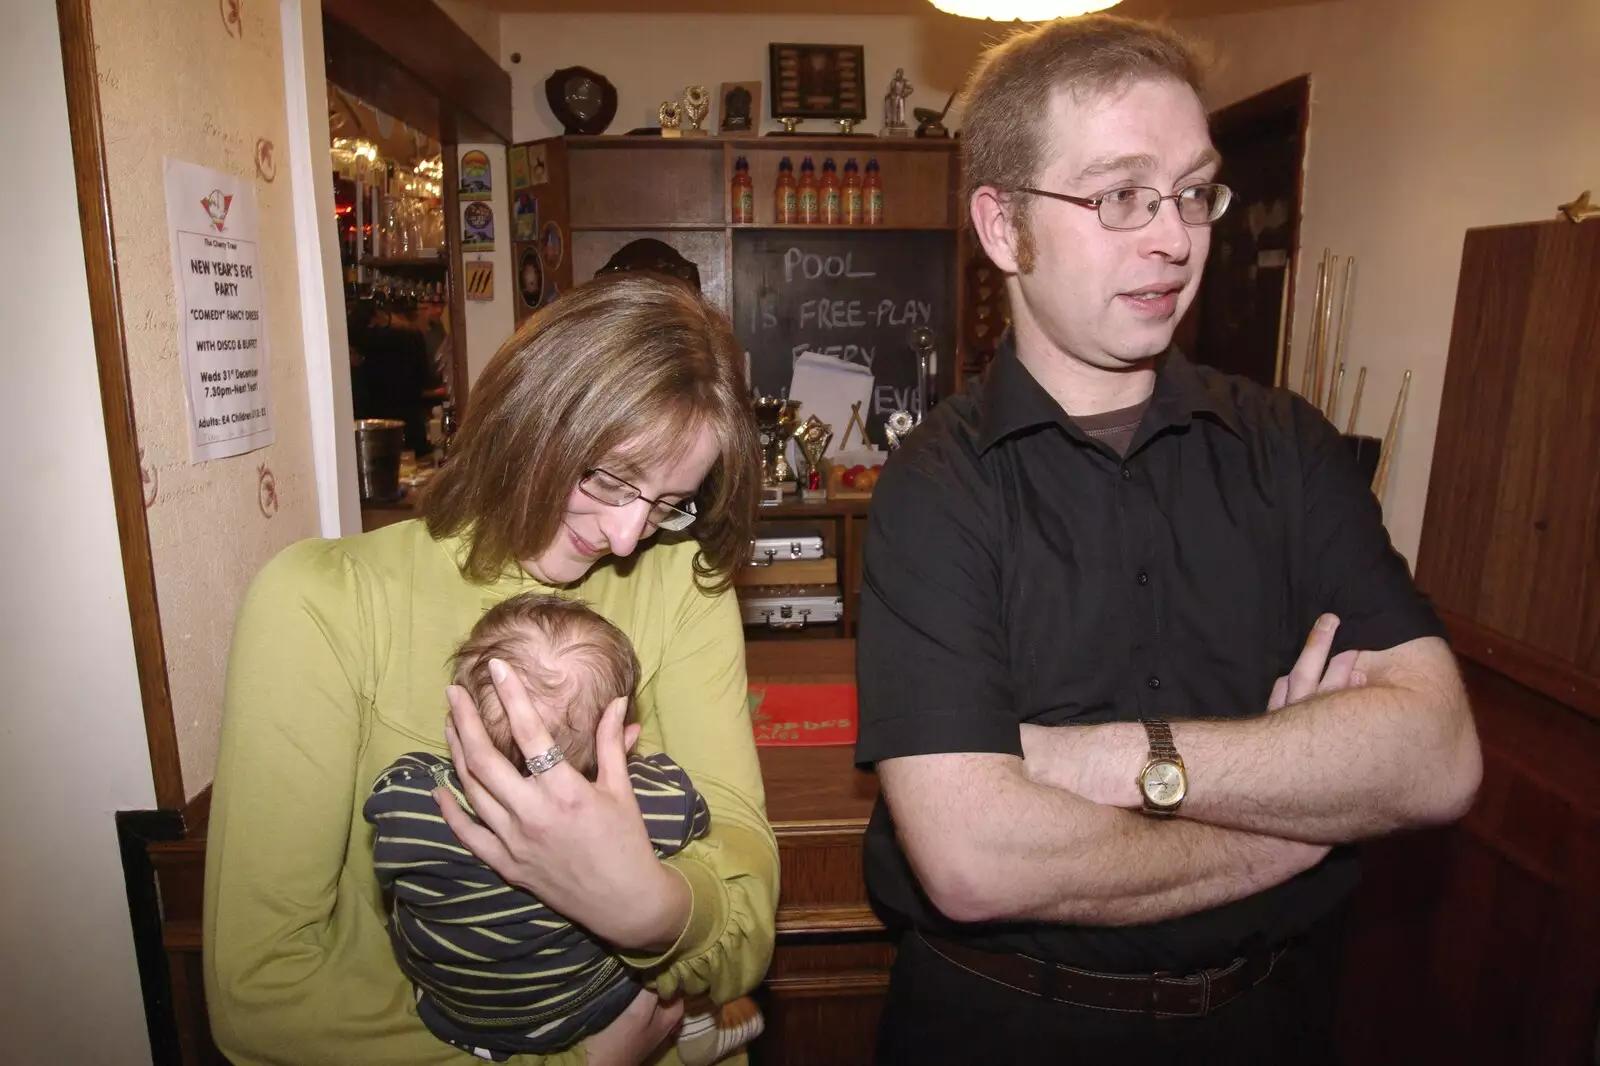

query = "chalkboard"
(732, 229), (956, 446)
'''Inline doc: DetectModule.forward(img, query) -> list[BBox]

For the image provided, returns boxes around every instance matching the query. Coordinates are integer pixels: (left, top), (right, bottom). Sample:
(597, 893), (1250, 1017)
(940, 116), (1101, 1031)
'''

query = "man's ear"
(970, 185), (1023, 274)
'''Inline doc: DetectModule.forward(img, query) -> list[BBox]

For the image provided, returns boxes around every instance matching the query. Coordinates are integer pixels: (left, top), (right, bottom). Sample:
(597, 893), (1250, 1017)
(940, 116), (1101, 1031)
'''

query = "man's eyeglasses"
(578, 468), (698, 532)
(1016, 182), (1233, 232)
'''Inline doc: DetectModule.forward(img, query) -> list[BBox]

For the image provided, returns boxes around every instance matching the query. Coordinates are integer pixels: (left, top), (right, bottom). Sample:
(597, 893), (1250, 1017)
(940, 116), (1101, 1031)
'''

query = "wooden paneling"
(1355, 217), (1600, 1064)
(56, 0), (185, 808)
(572, 228), (729, 311)
(568, 143), (726, 228)
(1336, 660), (1600, 1065)
(1416, 221), (1600, 695)
(323, 0), (510, 143)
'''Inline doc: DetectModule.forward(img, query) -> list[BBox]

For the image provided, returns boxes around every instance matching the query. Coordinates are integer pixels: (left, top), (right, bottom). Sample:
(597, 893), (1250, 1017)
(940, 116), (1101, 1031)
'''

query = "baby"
(364, 592), (763, 1064)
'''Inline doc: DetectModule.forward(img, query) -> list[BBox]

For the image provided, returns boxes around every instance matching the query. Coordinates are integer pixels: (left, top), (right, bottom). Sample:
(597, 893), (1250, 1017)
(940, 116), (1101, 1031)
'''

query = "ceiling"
(456, 0), (1326, 16)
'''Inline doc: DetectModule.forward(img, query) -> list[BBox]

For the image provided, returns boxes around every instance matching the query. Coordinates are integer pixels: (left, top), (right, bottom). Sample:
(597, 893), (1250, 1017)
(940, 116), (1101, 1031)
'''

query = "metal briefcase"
(749, 535), (825, 565)
(738, 583), (843, 630)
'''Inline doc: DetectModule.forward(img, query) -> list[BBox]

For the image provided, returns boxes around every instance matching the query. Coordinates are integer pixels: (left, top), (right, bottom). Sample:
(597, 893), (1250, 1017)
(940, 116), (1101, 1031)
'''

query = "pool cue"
(1327, 365), (1345, 426)
(1345, 367), (1367, 435)
(1313, 254), (1339, 410)
(1272, 263), (1293, 388)
(1301, 254), (1329, 398)
(1328, 257), (1356, 418)
(1371, 370), (1411, 500)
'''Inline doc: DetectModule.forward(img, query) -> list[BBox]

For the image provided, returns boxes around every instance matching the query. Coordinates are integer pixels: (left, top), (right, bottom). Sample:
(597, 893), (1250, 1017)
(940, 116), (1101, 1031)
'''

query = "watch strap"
(1140, 718), (1179, 760)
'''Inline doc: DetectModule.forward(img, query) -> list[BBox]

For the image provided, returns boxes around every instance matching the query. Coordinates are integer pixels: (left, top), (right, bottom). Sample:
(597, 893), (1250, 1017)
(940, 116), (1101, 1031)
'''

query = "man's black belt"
(919, 931), (1286, 1018)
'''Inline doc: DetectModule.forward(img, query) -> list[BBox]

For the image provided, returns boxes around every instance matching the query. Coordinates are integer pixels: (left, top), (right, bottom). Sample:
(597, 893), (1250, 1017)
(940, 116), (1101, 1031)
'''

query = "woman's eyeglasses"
(577, 469), (698, 531)
(1016, 182), (1233, 232)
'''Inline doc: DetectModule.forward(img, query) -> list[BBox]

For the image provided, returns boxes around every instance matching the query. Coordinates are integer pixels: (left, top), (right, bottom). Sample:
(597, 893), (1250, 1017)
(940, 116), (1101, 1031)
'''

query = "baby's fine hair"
(451, 592), (639, 772)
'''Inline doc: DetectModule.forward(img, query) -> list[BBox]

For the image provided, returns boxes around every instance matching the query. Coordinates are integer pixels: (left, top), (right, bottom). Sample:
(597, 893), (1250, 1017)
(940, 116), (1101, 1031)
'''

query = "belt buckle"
(1149, 969), (1210, 1019)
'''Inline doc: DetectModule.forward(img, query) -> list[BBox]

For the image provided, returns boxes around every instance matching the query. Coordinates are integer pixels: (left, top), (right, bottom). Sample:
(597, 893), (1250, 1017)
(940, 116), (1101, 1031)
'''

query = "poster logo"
(201, 189), (233, 232)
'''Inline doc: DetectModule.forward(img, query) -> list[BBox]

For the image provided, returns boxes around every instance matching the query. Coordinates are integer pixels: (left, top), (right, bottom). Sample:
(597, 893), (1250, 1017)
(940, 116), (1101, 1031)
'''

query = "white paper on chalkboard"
(790, 352), (877, 457)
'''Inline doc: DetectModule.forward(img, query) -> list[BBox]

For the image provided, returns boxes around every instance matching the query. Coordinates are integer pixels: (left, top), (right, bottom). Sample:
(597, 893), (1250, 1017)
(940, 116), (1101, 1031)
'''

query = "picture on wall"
(514, 189), (539, 241)
(518, 245), (545, 309)
(459, 149), (492, 201)
(720, 80), (761, 132)
(462, 201), (495, 252)
(769, 44), (865, 121)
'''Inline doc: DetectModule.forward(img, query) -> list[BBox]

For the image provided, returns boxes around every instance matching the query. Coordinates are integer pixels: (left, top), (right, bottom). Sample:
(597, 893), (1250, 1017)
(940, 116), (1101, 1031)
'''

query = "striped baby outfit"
(363, 751), (710, 1059)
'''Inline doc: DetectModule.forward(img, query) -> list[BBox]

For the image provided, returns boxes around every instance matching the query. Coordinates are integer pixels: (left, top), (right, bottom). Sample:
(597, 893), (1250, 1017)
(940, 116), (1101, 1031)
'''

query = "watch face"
(1141, 759), (1186, 807)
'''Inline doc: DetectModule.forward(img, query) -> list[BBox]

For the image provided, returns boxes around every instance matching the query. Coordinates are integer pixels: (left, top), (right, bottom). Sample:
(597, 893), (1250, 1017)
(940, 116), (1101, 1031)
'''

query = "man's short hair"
(961, 14), (1206, 266)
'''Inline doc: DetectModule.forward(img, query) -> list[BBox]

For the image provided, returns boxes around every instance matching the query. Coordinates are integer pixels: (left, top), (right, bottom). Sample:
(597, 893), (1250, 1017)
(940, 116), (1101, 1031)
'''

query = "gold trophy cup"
(753, 397), (801, 505)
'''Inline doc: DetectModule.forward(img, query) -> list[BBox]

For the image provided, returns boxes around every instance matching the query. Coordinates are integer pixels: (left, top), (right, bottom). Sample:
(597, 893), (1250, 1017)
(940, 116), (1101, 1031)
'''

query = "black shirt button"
(1147, 675), (1161, 690)
(1136, 570), (1149, 586)
(1121, 466), (1133, 481)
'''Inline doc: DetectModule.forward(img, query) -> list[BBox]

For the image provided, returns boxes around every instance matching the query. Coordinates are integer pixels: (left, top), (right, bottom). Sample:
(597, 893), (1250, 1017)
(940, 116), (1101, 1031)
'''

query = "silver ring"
(524, 745), (565, 777)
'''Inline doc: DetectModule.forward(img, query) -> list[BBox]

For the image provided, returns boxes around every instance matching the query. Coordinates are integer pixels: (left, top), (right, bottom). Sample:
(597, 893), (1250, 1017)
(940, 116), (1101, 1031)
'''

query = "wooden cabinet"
(1335, 219), (1600, 1064)
(748, 640), (891, 1066)
(511, 135), (970, 434)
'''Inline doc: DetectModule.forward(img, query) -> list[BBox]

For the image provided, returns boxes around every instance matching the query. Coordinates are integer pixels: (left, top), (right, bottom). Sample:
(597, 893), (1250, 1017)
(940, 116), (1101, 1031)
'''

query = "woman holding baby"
(204, 274), (776, 1065)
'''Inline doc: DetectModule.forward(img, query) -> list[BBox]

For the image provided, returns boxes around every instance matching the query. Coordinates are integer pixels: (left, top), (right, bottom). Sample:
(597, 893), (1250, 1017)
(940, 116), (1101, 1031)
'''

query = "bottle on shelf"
(820, 158), (842, 225)
(865, 158), (885, 226)
(798, 157), (819, 225)
(843, 158), (863, 225)
(732, 156), (755, 224)
(774, 156), (797, 224)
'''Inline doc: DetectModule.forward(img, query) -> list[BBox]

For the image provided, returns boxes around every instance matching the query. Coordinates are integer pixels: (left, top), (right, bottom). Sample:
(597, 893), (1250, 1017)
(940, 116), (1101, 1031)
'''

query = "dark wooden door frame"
(57, 0), (186, 812)
(1208, 75), (1311, 388)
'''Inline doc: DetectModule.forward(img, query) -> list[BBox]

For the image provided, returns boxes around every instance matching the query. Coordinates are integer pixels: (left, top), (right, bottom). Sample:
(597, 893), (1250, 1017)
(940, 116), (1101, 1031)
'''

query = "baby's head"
(451, 592), (639, 778)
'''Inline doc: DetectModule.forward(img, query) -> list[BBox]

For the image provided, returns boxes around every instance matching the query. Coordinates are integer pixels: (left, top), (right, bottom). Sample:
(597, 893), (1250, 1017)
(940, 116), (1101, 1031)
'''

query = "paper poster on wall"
(163, 157), (275, 464)
(514, 189), (539, 241)
(463, 259), (494, 302)
(462, 201), (496, 252)
(508, 145), (531, 190)
(459, 149), (492, 200)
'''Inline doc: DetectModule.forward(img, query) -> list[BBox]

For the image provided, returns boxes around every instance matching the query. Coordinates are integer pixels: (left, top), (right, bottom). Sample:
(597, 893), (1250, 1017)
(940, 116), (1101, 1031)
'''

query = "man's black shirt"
(855, 340), (1445, 973)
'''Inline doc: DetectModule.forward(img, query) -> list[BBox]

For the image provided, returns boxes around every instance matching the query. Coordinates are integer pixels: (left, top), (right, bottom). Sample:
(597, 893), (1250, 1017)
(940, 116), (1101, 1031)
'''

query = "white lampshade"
(928, 0), (1122, 19)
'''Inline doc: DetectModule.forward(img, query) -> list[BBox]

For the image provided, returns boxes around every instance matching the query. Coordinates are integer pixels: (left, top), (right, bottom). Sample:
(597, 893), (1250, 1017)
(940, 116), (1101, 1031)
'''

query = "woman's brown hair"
(423, 274), (759, 593)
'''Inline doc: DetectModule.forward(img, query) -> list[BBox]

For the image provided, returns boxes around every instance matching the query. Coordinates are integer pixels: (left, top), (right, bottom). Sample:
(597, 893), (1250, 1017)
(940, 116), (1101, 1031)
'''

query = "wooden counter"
(747, 639), (892, 1066)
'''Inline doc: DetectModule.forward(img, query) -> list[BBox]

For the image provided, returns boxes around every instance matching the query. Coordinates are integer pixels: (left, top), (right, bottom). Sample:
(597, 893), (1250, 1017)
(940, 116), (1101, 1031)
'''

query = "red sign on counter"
(749, 684), (858, 747)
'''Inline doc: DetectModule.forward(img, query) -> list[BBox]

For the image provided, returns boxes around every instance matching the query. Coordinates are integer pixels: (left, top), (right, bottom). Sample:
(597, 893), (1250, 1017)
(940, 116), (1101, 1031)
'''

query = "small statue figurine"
(882, 68), (914, 137)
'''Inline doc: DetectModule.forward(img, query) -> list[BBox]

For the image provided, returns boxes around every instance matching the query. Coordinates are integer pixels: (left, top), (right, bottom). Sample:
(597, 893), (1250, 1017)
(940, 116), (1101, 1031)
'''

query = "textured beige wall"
(501, 12), (997, 140)
(94, 0), (321, 799)
(1178, 0), (1600, 564)
(436, 0), (501, 59)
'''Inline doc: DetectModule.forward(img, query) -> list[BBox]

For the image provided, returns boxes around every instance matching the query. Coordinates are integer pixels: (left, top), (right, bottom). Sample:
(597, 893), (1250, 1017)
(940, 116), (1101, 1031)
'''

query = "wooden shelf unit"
(512, 134), (969, 651)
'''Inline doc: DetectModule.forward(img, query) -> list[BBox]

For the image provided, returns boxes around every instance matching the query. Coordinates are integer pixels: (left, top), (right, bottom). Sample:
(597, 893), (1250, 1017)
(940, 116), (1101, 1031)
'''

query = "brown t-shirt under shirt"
(1071, 395), (1152, 457)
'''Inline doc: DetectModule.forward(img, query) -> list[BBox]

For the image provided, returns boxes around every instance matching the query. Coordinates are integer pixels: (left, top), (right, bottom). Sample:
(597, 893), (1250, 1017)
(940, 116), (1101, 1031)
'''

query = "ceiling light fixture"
(928, 0), (1121, 20)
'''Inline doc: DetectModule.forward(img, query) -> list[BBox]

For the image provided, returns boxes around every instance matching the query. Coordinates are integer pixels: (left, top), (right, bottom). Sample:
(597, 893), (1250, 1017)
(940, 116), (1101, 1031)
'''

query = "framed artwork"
(720, 80), (761, 132)
(541, 221), (564, 271)
(461, 201), (495, 253)
(508, 146), (531, 190)
(518, 245), (545, 309)
(769, 44), (865, 121)
(513, 189), (539, 242)
(459, 149), (492, 201)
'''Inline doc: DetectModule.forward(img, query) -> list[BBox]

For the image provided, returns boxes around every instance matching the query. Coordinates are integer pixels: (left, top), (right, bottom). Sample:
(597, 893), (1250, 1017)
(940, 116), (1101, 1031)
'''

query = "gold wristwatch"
(1137, 719), (1187, 816)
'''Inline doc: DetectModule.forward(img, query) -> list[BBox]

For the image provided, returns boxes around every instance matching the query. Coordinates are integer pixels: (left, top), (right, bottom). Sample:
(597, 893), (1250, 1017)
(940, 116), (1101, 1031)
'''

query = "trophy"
(794, 415), (834, 502)
(682, 86), (711, 137)
(659, 101), (683, 138)
(753, 396), (800, 505)
(884, 410), (916, 451)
